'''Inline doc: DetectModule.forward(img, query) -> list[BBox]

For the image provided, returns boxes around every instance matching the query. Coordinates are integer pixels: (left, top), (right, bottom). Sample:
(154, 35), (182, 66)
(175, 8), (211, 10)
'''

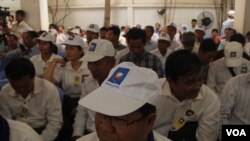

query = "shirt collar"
(162, 79), (203, 101)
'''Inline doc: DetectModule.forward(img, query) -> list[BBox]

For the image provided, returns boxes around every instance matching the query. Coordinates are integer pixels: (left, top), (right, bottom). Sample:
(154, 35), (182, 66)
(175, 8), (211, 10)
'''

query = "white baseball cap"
(228, 10), (235, 17)
(195, 25), (205, 32)
(83, 39), (115, 62)
(34, 32), (56, 44)
(63, 35), (85, 48)
(167, 22), (177, 29)
(86, 24), (99, 33)
(179, 24), (188, 34)
(69, 28), (81, 36)
(158, 33), (170, 42)
(224, 41), (243, 67)
(78, 62), (162, 116)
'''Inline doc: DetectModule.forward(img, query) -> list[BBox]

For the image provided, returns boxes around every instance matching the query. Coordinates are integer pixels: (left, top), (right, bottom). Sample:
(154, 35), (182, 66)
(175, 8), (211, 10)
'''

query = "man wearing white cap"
(221, 10), (235, 36)
(207, 41), (250, 96)
(86, 24), (99, 45)
(166, 22), (181, 50)
(150, 33), (172, 72)
(194, 25), (206, 53)
(76, 62), (171, 141)
(154, 50), (220, 141)
(72, 39), (116, 140)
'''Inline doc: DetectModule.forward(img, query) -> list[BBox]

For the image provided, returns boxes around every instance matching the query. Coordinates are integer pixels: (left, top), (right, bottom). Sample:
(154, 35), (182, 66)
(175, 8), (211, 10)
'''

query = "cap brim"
(225, 58), (242, 67)
(33, 38), (54, 43)
(62, 42), (83, 48)
(82, 54), (105, 62)
(158, 38), (170, 42)
(78, 86), (145, 116)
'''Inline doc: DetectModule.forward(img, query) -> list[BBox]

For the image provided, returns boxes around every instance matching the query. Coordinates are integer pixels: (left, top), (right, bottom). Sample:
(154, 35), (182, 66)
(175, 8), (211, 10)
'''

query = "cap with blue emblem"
(78, 62), (162, 116)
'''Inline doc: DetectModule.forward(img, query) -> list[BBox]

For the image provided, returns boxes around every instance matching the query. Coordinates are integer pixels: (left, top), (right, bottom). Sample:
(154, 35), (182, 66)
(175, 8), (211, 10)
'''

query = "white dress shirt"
(220, 73), (250, 125)
(207, 58), (250, 96)
(53, 58), (90, 97)
(150, 48), (172, 71)
(30, 53), (62, 78)
(73, 76), (99, 136)
(0, 77), (63, 141)
(12, 21), (33, 38)
(154, 78), (220, 141)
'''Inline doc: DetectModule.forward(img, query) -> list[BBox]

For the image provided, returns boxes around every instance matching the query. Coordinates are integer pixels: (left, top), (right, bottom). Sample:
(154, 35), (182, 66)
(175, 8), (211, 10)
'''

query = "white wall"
(46, 0), (220, 34)
(2, 0), (221, 34)
(1, 0), (21, 11)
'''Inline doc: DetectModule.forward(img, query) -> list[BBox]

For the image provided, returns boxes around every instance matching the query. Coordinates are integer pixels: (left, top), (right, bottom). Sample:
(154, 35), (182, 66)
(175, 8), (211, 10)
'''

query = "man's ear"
(146, 113), (156, 129)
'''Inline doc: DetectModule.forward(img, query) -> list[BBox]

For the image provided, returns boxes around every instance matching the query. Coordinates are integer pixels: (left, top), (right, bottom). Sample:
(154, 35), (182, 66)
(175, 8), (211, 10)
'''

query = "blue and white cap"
(78, 62), (162, 116)
(83, 39), (115, 62)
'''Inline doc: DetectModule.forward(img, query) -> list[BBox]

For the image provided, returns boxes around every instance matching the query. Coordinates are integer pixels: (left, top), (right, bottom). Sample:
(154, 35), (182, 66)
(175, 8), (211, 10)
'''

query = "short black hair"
(225, 27), (236, 34)
(191, 19), (197, 22)
(108, 26), (121, 36)
(165, 50), (201, 82)
(211, 28), (219, 33)
(9, 15), (14, 19)
(126, 28), (146, 43)
(245, 31), (250, 37)
(145, 25), (154, 34)
(26, 31), (39, 39)
(15, 10), (25, 17)
(7, 34), (18, 41)
(138, 103), (156, 117)
(100, 27), (108, 32)
(199, 38), (218, 53)
(49, 23), (58, 30)
(230, 33), (246, 47)
(5, 57), (35, 80)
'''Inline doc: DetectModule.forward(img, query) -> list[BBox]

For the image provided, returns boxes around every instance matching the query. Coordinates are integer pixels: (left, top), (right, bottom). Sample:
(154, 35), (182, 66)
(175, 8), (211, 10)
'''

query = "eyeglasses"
(97, 113), (146, 130)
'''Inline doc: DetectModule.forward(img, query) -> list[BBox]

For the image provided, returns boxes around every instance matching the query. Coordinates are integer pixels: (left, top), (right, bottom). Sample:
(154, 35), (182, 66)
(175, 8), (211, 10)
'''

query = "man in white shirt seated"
(150, 33), (172, 73)
(0, 57), (62, 141)
(154, 50), (220, 141)
(76, 62), (171, 141)
(72, 39), (116, 140)
(11, 10), (33, 39)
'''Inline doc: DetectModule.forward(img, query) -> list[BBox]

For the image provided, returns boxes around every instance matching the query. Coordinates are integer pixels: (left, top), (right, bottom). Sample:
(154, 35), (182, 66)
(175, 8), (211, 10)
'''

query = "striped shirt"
(119, 51), (164, 78)
(220, 73), (250, 125)
(207, 58), (250, 96)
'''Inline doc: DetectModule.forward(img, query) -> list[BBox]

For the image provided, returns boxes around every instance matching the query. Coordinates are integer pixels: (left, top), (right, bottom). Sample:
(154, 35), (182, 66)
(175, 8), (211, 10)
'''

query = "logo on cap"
(230, 52), (237, 57)
(89, 24), (95, 28)
(42, 32), (48, 37)
(88, 42), (97, 51)
(68, 35), (75, 40)
(107, 67), (130, 86)
(162, 33), (167, 37)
